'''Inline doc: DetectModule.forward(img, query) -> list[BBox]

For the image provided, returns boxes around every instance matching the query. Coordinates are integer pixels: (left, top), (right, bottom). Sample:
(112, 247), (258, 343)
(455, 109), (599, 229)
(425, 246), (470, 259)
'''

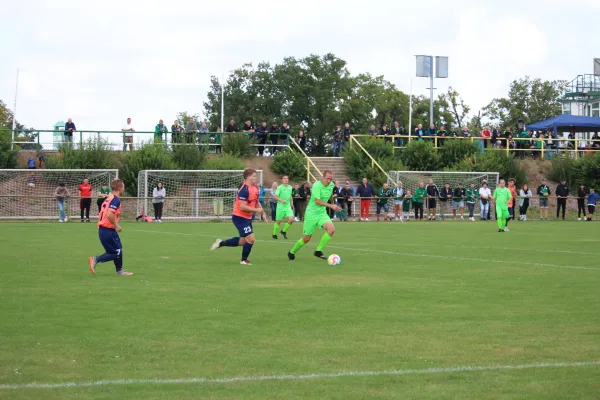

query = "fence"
(0, 194), (592, 221)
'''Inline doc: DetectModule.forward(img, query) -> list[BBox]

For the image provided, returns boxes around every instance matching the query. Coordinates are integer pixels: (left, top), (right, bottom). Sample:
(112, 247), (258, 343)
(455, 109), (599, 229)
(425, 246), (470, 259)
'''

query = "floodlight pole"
(429, 72), (434, 126)
(11, 68), (19, 150)
(408, 78), (413, 138)
(220, 71), (225, 133)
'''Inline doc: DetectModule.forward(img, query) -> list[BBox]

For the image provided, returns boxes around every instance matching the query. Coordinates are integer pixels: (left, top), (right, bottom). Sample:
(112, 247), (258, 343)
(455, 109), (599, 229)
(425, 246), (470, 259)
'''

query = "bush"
(438, 140), (478, 169)
(45, 139), (114, 169)
(399, 140), (441, 171)
(270, 150), (306, 182)
(222, 134), (256, 158)
(202, 154), (246, 170)
(344, 138), (404, 187)
(451, 152), (527, 185)
(120, 143), (176, 195)
(172, 145), (206, 170)
(0, 131), (18, 168)
(548, 157), (575, 189)
(571, 153), (600, 190)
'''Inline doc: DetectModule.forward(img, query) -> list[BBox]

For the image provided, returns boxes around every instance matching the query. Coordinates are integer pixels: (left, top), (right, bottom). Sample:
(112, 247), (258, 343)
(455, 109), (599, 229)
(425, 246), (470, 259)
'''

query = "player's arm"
(315, 198), (340, 211)
(106, 210), (122, 232)
(273, 187), (286, 204)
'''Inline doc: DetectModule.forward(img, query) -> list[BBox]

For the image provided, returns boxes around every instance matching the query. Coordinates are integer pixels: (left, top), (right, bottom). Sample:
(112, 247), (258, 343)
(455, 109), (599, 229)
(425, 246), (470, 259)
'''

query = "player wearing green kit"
(288, 170), (341, 261)
(493, 179), (512, 232)
(272, 175), (295, 240)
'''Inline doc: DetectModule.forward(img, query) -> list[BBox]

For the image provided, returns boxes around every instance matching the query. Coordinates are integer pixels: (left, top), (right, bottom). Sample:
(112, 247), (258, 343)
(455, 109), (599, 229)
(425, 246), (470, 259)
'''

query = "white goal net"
(137, 170), (264, 220)
(0, 169), (119, 220)
(387, 171), (499, 218)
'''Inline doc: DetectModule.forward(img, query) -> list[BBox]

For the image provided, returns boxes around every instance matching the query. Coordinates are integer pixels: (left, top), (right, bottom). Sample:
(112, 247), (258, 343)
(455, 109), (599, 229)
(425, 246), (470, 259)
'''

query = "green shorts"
(303, 212), (332, 236)
(496, 205), (510, 220)
(276, 207), (294, 221)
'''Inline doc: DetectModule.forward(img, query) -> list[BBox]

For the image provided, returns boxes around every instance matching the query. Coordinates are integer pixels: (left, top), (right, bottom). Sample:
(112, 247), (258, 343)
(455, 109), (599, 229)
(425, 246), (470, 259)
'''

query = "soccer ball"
(327, 254), (341, 266)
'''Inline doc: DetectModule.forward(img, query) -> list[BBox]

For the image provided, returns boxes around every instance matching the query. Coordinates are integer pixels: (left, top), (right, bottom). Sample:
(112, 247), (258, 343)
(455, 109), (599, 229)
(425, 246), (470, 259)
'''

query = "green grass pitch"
(0, 220), (599, 399)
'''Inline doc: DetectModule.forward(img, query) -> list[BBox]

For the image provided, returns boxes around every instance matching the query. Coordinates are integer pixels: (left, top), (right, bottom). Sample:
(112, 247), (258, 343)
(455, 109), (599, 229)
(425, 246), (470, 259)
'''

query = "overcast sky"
(2, 0), (599, 137)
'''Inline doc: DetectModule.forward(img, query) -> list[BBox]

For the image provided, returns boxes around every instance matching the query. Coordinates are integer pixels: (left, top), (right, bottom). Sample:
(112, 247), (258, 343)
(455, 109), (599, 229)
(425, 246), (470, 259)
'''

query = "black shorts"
(232, 215), (253, 237)
(428, 199), (437, 209)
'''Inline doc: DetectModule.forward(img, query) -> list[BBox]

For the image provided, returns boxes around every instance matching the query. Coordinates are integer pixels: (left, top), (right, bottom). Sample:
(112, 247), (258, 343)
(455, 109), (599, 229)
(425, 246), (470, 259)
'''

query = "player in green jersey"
(493, 179), (512, 232)
(272, 175), (295, 239)
(288, 170), (341, 261)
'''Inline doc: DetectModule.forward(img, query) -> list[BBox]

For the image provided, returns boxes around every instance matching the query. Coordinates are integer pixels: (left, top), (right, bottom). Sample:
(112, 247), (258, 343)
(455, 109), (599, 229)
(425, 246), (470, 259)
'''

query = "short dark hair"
(243, 168), (256, 179)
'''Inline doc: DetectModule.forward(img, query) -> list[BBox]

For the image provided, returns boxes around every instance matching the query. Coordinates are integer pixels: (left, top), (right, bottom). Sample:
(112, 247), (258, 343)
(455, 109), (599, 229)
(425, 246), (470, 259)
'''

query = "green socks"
(316, 233), (332, 251)
(273, 223), (279, 236)
(290, 239), (305, 255)
(283, 223), (291, 233)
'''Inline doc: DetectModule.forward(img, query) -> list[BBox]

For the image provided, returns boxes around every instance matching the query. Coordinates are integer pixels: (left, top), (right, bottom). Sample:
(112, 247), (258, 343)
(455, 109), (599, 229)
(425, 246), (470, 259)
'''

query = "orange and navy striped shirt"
(98, 194), (122, 230)
(232, 184), (259, 220)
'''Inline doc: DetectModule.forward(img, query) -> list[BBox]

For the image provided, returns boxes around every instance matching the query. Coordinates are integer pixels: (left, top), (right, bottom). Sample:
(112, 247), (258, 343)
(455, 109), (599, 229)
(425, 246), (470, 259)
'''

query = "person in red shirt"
(88, 179), (133, 276)
(78, 177), (93, 222)
(481, 126), (492, 148)
(210, 168), (266, 265)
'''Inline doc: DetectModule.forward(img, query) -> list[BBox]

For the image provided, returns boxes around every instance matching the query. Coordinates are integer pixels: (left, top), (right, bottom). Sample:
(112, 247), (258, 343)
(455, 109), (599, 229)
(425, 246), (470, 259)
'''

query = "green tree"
(438, 87), (470, 129)
(483, 77), (567, 129)
(0, 99), (38, 150)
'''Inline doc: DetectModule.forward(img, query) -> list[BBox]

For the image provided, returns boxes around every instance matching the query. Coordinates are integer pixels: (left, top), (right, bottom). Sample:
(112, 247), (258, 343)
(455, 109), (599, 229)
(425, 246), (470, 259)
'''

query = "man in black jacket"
(269, 122), (280, 155)
(254, 121), (269, 156)
(425, 179), (439, 220)
(297, 182), (311, 221)
(555, 178), (569, 220)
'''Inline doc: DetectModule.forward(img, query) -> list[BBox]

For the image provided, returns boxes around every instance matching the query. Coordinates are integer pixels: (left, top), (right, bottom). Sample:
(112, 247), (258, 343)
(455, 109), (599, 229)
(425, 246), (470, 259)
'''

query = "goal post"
(137, 170), (264, 220)
(0, 169), (119, 220)
(387, 171), (499, 218)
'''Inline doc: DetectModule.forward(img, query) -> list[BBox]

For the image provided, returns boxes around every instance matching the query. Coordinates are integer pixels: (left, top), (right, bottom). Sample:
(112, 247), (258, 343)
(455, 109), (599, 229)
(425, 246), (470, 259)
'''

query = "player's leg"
(211, 216), (248, 252)
(496, 206), (506, 231)
(280, 213), (294, 239)
(288, 213), (321, 260)
(273, 219), (281, 239)
(315, 220), (335, 259)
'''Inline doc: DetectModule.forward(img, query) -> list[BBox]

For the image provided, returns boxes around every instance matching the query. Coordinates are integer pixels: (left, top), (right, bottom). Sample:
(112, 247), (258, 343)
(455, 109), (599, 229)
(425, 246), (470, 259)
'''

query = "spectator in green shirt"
(376, 183), (392, 221)
(413, 182), (427, 220)
(97, 183), (111, 213)
(465, 183), (478, 221)
(402, 190), (412, 222)
(154, 119), (168, 143)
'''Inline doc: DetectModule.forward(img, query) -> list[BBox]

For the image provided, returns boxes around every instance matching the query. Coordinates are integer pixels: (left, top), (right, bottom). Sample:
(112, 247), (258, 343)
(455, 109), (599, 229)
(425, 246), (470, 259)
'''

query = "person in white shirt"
(479, 181), (492, 221)
(122, 117), (135, 151)
(152, 182), (166, 222)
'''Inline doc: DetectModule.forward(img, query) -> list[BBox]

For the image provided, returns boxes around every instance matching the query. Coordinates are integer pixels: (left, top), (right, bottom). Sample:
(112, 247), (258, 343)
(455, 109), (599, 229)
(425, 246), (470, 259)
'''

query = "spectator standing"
(269, 122), (280, 155)
(328, 181), (340, 219)
(154, 119), (168, 143)
(367, 125), (378, 136)
(151, 182), (166, 222)
(415, 124), (425, 141)
(402, 190), (412, 221)
(342, 122), (352, 143)
(280, 122), (291, 147)
(199, 122), (209, 146)
(381, 124), (392, 143)
(507, 179), (518, 222)
(225, 119), (238, 133)
(577, 184), (588, 221)
(332, 124), (343, 157)
(439, 183), (453, 221)
(465, 183), (478, 221)
(518, 184), (532, 221)
(437, 125), (448, 147)
(55, 182), (70, 222)
(427, 123), (436, 142)
(292, 183), (301, 221)
(253, 184), (266, 221)
(297, 130), (307, 152)
(78, 177), (92, 222)
(122, 117), (135, 151)
(338, 182), (353, 221)
(97, 183), (111, 213)
(586, 188), (599, 221)
(269, 182), (278, 221)
(452, 183), (466, 220)
(297, 182), (311, 221)
(591, 132), (600, 150)
(64, 118), (76, 144)
(537, 179), (551, 220)
(376, 183), (392, 221)
(37, 153), (45, 168)
(425, 179), (439, 220)
(356, 178), (375, 221)
(392, 120), (405, 147)
(242, 120), (255, 136)
(413, 182), (427, 220)
(481, 126), (492, 149)
(255, 121), (269, 156)
(555, 179), (569, 220)
(344, 179), (355, 218)
(171, 120), (183, 144)
(184, 118), (198, 144)
(479, 181), (492, 221)
(27, 157), (36, 169)
(392, 182), (405, 221)
(461, 126), (471, 138)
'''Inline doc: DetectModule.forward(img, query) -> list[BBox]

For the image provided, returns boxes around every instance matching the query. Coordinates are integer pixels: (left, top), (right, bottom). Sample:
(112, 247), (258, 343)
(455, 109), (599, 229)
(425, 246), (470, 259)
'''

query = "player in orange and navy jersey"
(210, 168), (266, 265)
(88, 179), (133, 276)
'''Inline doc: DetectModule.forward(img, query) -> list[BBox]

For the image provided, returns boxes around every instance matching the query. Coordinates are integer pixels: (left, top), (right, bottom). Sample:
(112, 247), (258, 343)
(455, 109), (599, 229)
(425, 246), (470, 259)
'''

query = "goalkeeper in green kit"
(272, 175), (295, 239)
(493, 179), (512, 232)
(288, 170), (341, 261)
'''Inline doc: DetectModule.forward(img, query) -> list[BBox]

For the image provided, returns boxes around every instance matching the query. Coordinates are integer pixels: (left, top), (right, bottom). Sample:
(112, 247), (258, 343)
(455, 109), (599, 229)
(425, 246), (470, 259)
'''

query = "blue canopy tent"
(526, 115), (600, 136)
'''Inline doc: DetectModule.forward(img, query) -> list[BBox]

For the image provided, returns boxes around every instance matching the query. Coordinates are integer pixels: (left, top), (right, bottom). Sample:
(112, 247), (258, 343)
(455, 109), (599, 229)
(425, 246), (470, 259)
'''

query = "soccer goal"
(387, 171), (499, 218)
(0, 169), (119, 220)
(137, 170), (264, 220)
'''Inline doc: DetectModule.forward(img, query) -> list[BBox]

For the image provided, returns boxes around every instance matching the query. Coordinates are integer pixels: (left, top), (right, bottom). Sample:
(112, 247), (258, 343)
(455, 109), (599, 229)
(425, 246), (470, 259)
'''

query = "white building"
(559, 59), (600, 118)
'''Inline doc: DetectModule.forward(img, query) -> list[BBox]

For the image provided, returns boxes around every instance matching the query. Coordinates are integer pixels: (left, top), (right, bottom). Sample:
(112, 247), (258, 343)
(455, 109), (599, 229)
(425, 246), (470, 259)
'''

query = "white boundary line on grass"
(133, 230), (600, 272)
(1, 361), (599, 390)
